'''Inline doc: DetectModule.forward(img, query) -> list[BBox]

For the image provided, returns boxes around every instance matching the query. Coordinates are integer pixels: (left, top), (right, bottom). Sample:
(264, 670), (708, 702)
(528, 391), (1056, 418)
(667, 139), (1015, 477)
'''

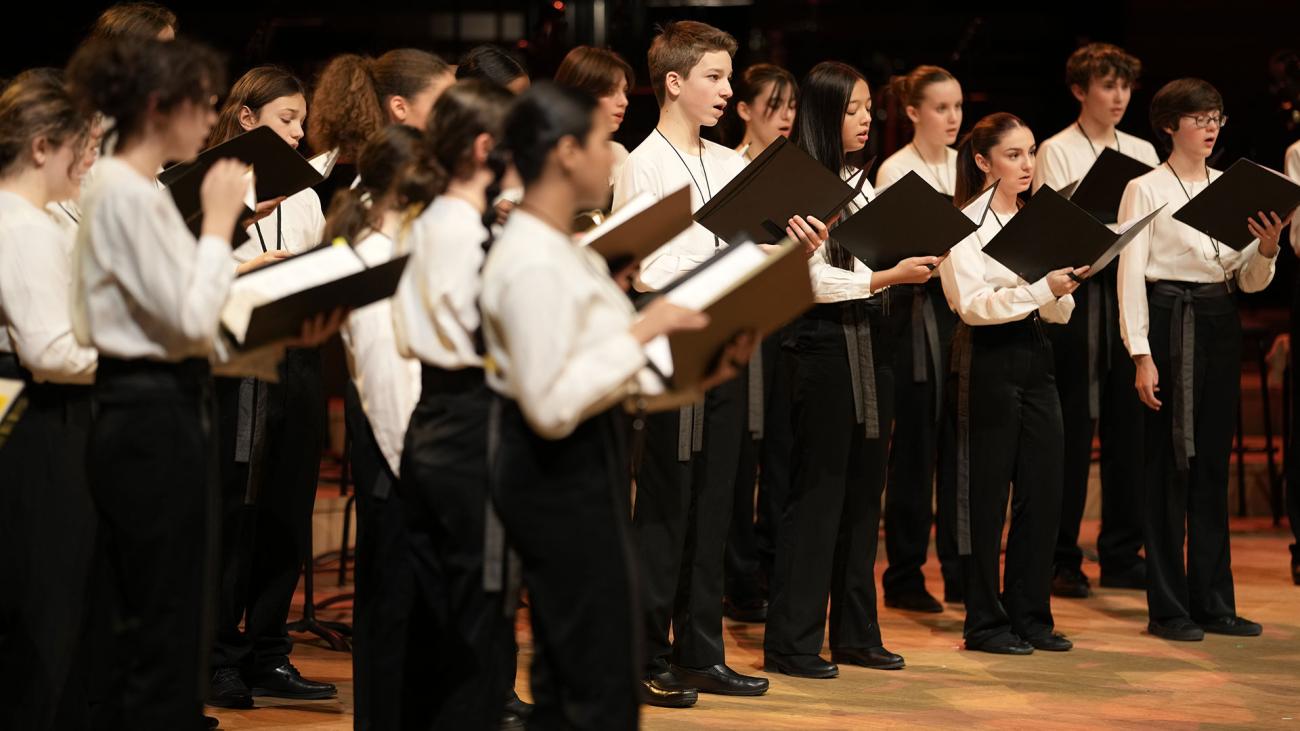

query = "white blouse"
(875, 144), (958, 197)
(809, 168), (880, 302)
(1286, 139), (1300, 255)
(341, 227), (422, 476)
(391, 195), (489, 371)
(0, 191), (97, 383)
(939, 206), (1076, 326)
(1116, 164), (1276, 357)
(231, 187), (326, 263)
(481, 209), (652, 440)
(613, 132), (748, 291)
(1033, 124), (1160, 195)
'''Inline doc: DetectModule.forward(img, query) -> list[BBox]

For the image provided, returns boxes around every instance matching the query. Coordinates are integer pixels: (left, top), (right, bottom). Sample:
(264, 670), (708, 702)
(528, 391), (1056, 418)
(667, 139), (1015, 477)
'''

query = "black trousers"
(1289, 282), (1300, 565)
(882, 281), (962, 599)
(211, 348), (324, 671)
(955, 319), (1063, 646)
(86, 358), (218, 731)
(723, 342), (776, 606)
(0, 356), (96, 731)
(1142, 285), (1240, 623)
(398, 368), (514, 730)
(765, 304), (892, 657)
(492, 398), (639, 730)
(634, 376), (745, 672)
(1046, 275), (1145, 577)
(346, 382), (414, 731)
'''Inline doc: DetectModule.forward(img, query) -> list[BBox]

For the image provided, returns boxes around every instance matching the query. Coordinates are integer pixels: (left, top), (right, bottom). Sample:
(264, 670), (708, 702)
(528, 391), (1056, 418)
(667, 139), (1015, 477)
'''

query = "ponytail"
(953, 112), (1026, 206)
(322, 123), (437, 246)
(308, 54), (386, 162)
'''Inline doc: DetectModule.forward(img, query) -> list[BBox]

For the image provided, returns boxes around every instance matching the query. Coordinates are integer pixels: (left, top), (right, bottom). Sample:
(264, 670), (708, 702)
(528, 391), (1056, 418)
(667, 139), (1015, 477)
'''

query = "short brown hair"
(555, 46), (634, 98)
(888, 65), (956, 110)
(88, 2), (177, 41)
(1066, 43), (1141, 90)
(1149, 78), (1223, 152)
(647, 20), (737, 106)
(0, 69), (91, 177)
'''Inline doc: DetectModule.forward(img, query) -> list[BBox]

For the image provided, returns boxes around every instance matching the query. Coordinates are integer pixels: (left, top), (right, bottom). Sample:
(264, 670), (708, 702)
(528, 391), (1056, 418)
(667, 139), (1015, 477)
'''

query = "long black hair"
(791, 60), (867, 270)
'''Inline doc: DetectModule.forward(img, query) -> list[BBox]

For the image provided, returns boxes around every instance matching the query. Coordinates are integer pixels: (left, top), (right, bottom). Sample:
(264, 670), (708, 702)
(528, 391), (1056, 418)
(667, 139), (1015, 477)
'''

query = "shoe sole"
(206, 697), (253, 710)
(1029, 644), (1073, 652)
(694, 685), (769, 696)
(763, 663), (838, 679)
(965, 646), (1034, 656)
(832, 658), (906, 670)
(1148, 630), (1204, 642)
(1201, 628), (1262, 637)
(250, 688), (338, 700)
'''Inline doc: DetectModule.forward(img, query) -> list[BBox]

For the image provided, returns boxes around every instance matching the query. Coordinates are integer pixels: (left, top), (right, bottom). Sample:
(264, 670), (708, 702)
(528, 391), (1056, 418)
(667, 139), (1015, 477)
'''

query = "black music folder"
(221, 243), (408, 349)
(1060, 146), (1154, 224)
(830, 172), (997, 269)
(693, 136), (859, 245)
(640, 238), (813, 398)
(981, 185), (1164, 284)
(1171, 158), (1300, 250)
(581, 186), (692, 272)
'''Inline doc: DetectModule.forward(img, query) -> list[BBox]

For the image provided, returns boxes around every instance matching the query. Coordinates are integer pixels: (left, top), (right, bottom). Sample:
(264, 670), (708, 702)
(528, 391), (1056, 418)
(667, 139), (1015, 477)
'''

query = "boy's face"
(670, 50), (734, 127)
(1073, 72), (1132, 127)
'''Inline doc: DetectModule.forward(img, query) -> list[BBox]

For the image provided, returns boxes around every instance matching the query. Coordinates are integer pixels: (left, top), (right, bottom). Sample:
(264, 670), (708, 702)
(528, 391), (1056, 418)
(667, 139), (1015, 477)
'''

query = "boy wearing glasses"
(1116, 78), (1292, 641)
(1033, 43), (1161, 601)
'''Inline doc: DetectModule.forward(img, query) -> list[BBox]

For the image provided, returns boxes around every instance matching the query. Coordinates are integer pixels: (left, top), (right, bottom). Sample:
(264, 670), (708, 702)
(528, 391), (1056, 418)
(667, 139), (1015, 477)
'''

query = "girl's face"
(243, 93), (306, 149)
(1166, 108), (1223, 160)
(909, 79), (962, 146)
(398, 71), (456, 130)
(840, 78), (872, 154)
(573, 108), (615, 209)
(976, 125), (1037, 194)
(40, 135), (85, 202)
(163, 93), (219, 161)
(740, 80), (797, 149)
(599, 77), (629, 133)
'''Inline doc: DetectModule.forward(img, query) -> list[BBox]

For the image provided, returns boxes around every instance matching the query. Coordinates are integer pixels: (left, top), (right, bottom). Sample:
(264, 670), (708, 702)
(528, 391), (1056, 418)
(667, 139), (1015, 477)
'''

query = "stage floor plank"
(210, 519), (1300, 730)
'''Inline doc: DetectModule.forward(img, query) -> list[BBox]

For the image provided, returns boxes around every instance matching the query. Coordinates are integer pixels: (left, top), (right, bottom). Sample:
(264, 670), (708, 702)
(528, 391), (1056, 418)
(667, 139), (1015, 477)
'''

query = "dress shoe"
(831, 646), (905, 670)
(943, 587), (964, 604)
(207, 667), (253, 709)
(723, 597), (769, 623)
(500, 691), (532, 729)
(639, 673), (698, 708)
(499, 711), (524, 730)
(671, 664), (768, 696)
(1292, 562), (1300, 586)
(1148, 617), (1204, 641)
(246, 660), (337, 700)
(965, 635), (1034, 655)
(205, 716), (220, 730)
(763, 652), (838, 679)
(885, 591), (943, 614)
(1099, 564), (1147, 590)
(1027, 632), (1073, 652)
(1051, 566), (1091, 599)
(1199, 616), (1263, 637)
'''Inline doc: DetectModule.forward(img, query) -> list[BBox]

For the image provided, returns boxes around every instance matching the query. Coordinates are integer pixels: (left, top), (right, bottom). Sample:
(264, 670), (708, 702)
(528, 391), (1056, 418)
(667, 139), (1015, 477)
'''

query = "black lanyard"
(655, 128), (721, 249)
(254, 204), (283, 253)
(1076, 121), (1121, 159)
(56, 202), (80, 224)
(1165, 161), (1231, 286)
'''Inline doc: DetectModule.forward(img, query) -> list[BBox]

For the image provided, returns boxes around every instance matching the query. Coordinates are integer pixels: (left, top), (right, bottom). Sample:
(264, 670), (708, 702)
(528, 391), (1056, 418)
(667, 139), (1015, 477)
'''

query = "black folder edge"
(1083, 203), (1167, 276)
(957, 178), (1001, 227)
(159, 125), (324, 197)
(831, 170), (977, 268)
(1170, 158), (1300, 250)
(1064, 146), (1154, 224)
(584, 186), (692, 271)
(230, 253), (409, 350)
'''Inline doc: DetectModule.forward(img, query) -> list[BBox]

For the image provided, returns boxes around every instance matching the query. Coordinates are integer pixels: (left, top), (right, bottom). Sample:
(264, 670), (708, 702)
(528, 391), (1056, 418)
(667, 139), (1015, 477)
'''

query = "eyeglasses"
(1182, 113), (1227, 129)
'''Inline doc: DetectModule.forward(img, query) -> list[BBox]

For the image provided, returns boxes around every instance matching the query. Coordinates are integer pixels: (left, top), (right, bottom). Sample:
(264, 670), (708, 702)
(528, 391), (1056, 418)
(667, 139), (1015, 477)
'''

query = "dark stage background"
(4, 0), (1298, 306)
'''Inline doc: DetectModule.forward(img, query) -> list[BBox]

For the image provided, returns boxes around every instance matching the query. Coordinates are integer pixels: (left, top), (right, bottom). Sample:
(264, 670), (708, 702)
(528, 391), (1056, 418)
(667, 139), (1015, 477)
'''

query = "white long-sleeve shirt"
(341, 228), (421, 476)
(1033, 124), (1159, 195)
(613, 131), (747, 291)
(0, 191), (97, 383)
(810, 168), (881, 302)
(391, 195), (488, 370)
(875, 143), (958, 196)
(1286, 139), (1300, 255)
(1116, 164), (1277, 357)
(939, 206), (1076, 326)
(231, 187), (326, 263)
(481, 209), (652, 440)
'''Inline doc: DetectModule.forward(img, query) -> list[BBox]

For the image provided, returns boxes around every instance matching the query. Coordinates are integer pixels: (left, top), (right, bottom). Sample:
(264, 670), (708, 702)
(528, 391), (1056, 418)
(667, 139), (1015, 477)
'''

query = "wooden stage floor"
(210, 518), (1300, 730)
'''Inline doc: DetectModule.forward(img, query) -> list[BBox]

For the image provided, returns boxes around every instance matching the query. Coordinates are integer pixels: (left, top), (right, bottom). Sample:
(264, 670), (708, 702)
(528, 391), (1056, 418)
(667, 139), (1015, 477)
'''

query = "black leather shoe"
(723, 597), (769, 623)
(499, 711), (524, 730)
(943, 586), (963, 604)
(1051, 566), (1091, 599)
(500, 691), (532, 729)
(763, 652), (838, 679)
(831, 646), (905, 670)
(1199, 616), (1263, 637)
(1099, 564), (1147, 590)
(208, 667), (253, 709)
(1148, 617), (1205, 641)
(884, 591), (943, 614)
(246, 661), (337, 700)
(671, 664), (768, 696)
(1292, 562), (1300, 586)
(639, 674), (698, 708)
(966, 636), (1034, 655)
(205, 715), (220, 730)
(1027, 632), (1073, 652)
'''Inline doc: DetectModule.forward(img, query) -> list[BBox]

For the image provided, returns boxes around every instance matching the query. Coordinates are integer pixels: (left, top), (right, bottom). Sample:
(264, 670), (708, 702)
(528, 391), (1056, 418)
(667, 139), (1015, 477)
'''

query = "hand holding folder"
(1171, 159), (1300, 250)
(981, 185), (1164, 284)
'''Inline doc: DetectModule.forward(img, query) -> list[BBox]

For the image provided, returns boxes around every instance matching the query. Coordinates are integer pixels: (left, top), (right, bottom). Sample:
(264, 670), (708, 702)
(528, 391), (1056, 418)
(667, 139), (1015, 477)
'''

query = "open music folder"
(1058, 147), (1154, 225)
(693, 136), (860, 245)
(1171, 158), (1300, 250)
(830, 173), (998, 269)
(638, 237), (813, 404)
(221, 241), (408, 350)
(580, 186), (692, 272)
(981, 185), (1164, 284)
